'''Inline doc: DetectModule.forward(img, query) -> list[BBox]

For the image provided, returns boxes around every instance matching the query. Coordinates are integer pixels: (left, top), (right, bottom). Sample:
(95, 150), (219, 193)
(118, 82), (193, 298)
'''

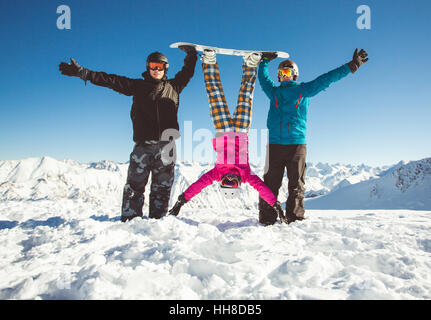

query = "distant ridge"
(2, 156), (429, 210)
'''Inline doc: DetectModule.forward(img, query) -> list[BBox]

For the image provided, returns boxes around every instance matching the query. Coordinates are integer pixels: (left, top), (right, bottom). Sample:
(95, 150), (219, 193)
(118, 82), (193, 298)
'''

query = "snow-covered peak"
(87, 160), (124, 172)
(0, 157), (128, 204)
(307, 157), (431, 210)
(392, 158), (431, 192)
(1, 156), (429, 209)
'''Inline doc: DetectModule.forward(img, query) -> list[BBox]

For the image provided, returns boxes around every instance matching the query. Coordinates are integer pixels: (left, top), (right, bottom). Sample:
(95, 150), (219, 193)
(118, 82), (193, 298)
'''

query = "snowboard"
(170, 42), (290, 59)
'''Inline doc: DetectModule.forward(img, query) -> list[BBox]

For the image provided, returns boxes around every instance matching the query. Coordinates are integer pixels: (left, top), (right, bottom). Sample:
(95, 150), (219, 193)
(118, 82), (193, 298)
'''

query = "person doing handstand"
(168, 49), (286, 224)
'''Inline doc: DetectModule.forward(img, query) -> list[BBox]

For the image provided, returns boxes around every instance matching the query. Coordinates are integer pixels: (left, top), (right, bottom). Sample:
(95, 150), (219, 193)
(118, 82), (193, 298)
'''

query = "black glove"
(272, 201), (288, 224)
(348, 48), (368, 74)
(178, 45), (198, 56)
(59, 58), (89, 81)
(261, 52), (278, 61)
(168, 193), (188, 216)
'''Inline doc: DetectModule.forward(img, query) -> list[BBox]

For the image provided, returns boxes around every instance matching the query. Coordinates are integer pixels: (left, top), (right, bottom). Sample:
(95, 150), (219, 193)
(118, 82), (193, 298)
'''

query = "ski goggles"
(278, 67), (296, 78)
(221, 173), (241, 188)
(148, 62), (166, 71)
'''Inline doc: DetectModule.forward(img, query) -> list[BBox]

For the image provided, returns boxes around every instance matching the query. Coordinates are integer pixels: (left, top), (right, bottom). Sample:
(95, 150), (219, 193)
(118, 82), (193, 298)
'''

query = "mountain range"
(0, 156), (430, 210)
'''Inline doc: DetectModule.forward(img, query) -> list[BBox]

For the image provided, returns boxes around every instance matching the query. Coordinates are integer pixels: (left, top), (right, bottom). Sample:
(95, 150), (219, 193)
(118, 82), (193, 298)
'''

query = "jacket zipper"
(275, 93), (301, 140)
(275, 95), (282, 139)
(289, 94), (301, 136)
(279, 121), (282, 139)
(156, 100), (161, 140)
(155, 82), (165, 140)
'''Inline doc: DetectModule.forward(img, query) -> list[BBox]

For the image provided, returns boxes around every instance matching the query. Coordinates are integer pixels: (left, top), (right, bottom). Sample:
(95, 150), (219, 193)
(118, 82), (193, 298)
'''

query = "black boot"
(258, 198), (278, 225)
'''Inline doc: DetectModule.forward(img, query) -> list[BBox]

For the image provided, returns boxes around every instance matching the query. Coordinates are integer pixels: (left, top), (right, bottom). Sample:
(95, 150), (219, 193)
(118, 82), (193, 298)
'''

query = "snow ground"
(1, 199), (430, 300)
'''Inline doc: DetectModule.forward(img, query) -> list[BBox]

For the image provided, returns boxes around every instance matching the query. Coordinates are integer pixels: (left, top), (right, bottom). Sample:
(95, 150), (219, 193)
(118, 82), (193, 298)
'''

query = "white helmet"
(221, 186), (241, 199)
(220, 172), (241, 199)
(278, 60), (299, 81)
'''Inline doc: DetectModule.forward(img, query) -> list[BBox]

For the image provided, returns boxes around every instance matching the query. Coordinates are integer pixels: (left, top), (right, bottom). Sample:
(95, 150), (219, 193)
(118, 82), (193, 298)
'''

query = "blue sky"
(0, 0), (430, 166)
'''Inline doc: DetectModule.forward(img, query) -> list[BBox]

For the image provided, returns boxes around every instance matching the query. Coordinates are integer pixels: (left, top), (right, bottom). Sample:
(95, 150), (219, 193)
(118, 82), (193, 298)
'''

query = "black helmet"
(146, 51), (169, 72)
(278, 59), (299, 81)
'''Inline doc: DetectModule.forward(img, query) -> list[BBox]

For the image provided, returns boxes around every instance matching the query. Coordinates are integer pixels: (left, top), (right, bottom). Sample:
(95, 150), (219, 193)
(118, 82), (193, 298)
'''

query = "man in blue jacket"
(258, 49), (368, 225)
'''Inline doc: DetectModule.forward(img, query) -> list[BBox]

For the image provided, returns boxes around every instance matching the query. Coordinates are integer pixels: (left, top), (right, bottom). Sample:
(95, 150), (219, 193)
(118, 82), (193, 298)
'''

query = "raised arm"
(170, 46), (198, 93)
(258, 58), (277, 98)
(59, 58), (137, 96)
(299, 64), (351, 98)
(300, 48), (368, 98)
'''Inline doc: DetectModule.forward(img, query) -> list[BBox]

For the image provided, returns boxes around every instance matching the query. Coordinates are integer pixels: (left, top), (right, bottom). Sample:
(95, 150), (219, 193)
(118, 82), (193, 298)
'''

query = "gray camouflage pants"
(121, 141), (176, 222)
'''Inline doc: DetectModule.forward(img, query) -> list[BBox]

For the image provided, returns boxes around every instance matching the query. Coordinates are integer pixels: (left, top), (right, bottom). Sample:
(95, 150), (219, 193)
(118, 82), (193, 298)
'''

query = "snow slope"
(0, 157), (430, 299)
(0, 201), (430, 299)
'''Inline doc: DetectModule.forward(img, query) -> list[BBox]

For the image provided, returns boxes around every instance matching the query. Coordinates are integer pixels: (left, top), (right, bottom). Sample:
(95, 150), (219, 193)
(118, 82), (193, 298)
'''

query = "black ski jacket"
(85, 53), (197, 142)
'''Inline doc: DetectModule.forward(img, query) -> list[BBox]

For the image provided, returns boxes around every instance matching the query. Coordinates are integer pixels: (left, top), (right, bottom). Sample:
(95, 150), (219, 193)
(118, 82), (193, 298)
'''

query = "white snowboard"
(170, 42), (290, 59)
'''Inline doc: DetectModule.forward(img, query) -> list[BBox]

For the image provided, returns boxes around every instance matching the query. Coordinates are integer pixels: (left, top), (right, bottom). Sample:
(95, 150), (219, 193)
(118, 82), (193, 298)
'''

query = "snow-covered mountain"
(0, 157), (127, 206)
(0, 156), (387, 209)
(2, 156), (430, 210)
(307, 158), (431, 210)
(1, 156), (431, 300)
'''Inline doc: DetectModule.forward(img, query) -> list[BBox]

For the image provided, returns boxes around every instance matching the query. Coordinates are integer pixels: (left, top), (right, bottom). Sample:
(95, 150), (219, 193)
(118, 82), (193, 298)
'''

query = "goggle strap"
(221, 185), (238, 189)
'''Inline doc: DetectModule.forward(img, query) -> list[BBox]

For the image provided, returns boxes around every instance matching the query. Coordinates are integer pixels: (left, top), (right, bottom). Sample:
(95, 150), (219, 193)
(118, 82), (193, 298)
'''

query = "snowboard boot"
(258, 199), (278, 226)
(244, 52), (262, 68)
(201, 49), (217, 65)
(286, 213), (305, 224)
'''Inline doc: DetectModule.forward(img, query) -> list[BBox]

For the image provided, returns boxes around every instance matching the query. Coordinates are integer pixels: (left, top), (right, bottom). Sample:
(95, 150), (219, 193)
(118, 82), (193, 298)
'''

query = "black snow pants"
(258, 144), (307, 225)
(121, 141), (176, 222)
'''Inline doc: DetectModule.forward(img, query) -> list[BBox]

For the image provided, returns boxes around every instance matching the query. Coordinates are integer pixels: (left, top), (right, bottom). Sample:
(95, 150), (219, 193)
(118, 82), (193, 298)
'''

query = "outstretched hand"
(168, 193), (188, 216)
(59, 58), (84, 77)
(168, 201), (182, 216)
(348, 48), (368, 73)
(262, 52), (278, 61)
(178, 45), (197, 55)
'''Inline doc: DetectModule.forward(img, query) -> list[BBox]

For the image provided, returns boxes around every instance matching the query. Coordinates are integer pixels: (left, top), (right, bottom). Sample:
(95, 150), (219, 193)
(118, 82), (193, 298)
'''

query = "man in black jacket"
(59, 46), (197, 222)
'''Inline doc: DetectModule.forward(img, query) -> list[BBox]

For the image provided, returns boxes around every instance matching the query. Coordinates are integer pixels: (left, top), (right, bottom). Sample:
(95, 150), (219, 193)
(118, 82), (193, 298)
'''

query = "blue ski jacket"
(258, 59), (352, 145)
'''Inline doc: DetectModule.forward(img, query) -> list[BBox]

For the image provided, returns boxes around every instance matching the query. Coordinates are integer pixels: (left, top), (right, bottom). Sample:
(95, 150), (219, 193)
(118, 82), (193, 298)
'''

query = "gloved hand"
(272, 201), (288, 224)
(59, 58), (88, 80)
(348, 48), (368, 73)
(168, 193), (188, 216)
(261, 52), (278, 61)
(178, 45), (198, 56)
